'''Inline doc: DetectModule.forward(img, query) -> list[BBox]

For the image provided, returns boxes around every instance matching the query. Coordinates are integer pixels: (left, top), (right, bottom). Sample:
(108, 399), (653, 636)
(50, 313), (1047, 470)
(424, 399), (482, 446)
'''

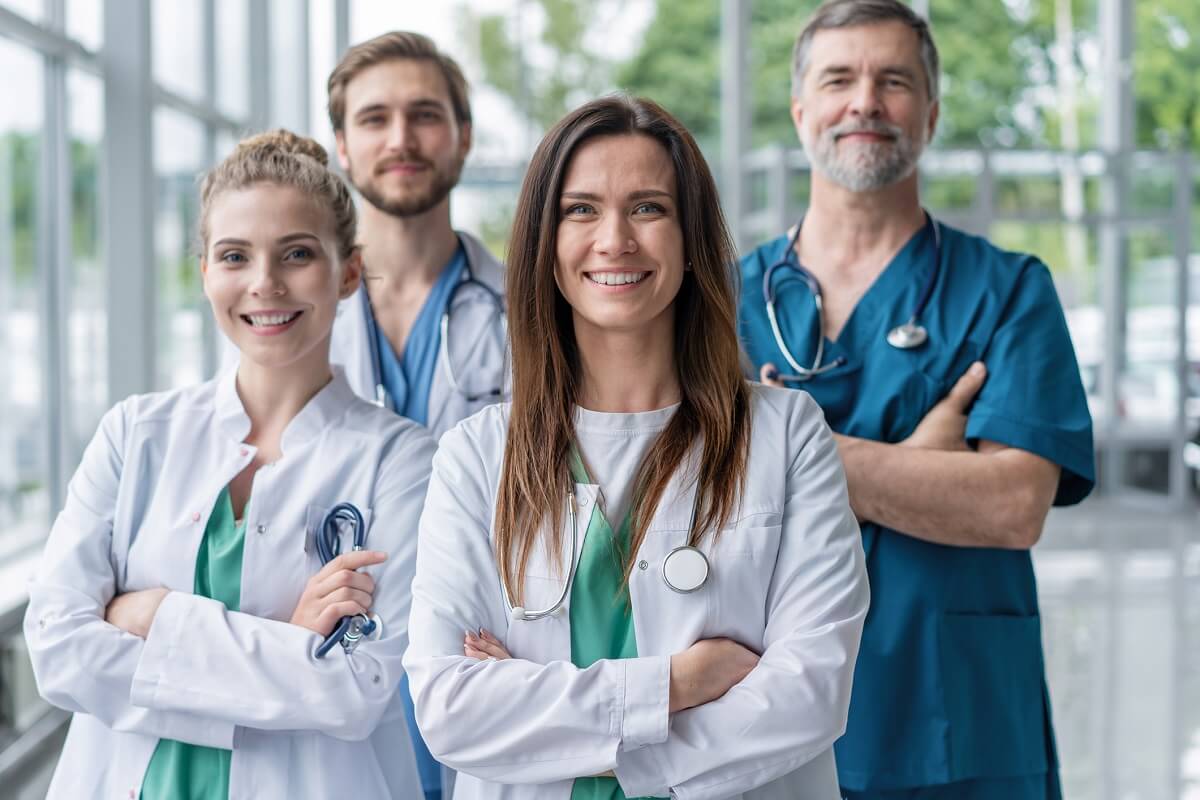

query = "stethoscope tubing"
(764, 212), (942, 380)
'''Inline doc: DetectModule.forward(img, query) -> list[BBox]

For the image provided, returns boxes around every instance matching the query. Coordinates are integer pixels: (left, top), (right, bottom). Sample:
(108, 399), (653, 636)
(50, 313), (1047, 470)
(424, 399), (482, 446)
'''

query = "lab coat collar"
(214, 365), (358, 449)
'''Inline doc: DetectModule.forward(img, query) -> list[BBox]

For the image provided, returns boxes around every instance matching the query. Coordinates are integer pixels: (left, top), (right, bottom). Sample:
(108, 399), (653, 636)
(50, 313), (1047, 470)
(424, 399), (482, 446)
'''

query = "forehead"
(343, 58), (455, 115)
(207, 183), (335, 242)
(561, 134), (675, 194)
(805, 20), (924, 75)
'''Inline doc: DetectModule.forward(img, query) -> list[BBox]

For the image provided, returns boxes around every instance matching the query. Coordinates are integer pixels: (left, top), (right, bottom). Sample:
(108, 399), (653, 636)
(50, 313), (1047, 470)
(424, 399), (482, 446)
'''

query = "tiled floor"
(1036, 498), (1200, 799)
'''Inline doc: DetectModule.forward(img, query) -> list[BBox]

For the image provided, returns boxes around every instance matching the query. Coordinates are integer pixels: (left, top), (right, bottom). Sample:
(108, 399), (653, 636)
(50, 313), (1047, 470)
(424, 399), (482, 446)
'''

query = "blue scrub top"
(375, 241), (467, 427)
(738, 220), (1094, 792)
(374, 241), (466, 800)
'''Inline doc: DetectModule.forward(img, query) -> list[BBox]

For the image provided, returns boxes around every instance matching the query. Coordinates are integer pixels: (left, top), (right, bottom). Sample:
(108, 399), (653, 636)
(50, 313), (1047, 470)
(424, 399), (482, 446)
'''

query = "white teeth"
(587, 272), (648, 286)
(245, 311), (300, 327)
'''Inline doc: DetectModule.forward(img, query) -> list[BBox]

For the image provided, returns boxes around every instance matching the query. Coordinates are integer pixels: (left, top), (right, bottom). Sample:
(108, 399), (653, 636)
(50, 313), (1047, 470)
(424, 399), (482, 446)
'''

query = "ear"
(335, 130), (351, 173)
(790, 96), (805, 142)
(338, 246), (364, 300)
(926, 98), (940, 143)
(199, 256), (210, 296)
(458, 120), (473, 160)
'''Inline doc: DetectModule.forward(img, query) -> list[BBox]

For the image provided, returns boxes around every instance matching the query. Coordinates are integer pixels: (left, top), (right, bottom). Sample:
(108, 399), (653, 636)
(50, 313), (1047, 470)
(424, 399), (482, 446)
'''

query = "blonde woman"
(404, 96), (869, 800)
(25, 131), (433, 799)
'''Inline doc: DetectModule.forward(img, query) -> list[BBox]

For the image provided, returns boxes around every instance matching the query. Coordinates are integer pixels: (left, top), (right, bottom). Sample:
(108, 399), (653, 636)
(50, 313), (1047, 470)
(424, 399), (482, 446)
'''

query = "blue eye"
(220, 252), (246, 265)
(634, 202), (665, 215)
(563, 203), (595, 216)
(285, 247), (314, 261)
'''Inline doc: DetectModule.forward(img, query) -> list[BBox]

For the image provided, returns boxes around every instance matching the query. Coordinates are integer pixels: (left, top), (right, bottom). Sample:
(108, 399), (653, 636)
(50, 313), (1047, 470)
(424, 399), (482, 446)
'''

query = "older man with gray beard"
(737, 1), (1095, 798)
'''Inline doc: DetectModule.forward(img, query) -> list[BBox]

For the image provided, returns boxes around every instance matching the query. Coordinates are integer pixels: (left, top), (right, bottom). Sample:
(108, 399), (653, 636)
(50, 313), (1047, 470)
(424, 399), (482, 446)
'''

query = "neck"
(801, 172), (926, 268)
(359, 197), (459, 291)
(574, 313), (680, 413)
(234, 347), (333, 449)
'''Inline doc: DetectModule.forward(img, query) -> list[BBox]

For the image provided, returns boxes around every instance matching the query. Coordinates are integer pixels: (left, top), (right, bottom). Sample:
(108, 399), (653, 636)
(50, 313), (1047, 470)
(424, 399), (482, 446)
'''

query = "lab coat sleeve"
(23, 401), (236, 748)
(402, 419), (672, 784)
(614, 394), (870, 800)
(128, 426), (436, 742)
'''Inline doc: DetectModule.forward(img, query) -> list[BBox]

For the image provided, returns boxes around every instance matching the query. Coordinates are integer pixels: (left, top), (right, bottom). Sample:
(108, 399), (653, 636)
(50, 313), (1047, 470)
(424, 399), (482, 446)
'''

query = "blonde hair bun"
(234, 129), (329, 167)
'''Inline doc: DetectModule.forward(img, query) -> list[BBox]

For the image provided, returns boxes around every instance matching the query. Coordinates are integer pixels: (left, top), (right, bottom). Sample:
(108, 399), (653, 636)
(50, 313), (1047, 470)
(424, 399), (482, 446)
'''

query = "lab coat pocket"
(505, 573), (573, 660)
(703, 522), (782, 646)
(630, 529), (711, 653)
(938, 611), (1050, 781)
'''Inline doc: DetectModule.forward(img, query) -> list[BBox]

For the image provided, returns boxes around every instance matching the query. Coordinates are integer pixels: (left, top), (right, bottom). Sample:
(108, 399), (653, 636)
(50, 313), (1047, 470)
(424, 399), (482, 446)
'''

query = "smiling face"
(202, 183), (361, 375)
(553, 134), (686, 343)
(793, 20), (938, 192)
(335, 58), (470, 218)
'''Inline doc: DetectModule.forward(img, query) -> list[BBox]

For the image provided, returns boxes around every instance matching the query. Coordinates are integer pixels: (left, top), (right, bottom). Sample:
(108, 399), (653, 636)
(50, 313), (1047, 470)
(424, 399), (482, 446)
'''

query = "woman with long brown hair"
(404, 95), (868, 800)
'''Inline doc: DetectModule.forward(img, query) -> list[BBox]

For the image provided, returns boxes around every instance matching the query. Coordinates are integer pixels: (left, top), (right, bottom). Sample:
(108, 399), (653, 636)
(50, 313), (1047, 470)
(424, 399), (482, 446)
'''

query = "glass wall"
(0, 40), (43, 556)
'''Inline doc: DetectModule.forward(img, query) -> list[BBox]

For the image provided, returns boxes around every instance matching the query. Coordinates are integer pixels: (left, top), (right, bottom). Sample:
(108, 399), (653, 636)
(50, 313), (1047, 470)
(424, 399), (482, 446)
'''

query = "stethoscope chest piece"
(887, 321), (929, 350)
(662, 546), (710, 593)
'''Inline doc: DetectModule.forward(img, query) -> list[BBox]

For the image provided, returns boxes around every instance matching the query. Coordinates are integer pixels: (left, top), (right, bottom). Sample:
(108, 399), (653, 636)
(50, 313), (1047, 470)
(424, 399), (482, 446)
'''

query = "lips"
(585, 271), (650, 286)
(241, 310), (302, 327)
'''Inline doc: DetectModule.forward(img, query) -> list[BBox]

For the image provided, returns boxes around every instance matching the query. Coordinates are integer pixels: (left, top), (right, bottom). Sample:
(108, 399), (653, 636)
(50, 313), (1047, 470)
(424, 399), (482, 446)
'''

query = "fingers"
(758, 362), (785, 388)
(319, 586), (374, 609)
(944, 361), (987, 410)
(315, 550), (387, 579)
(463, 628), (512, 660)
(315, 568), (376, 599)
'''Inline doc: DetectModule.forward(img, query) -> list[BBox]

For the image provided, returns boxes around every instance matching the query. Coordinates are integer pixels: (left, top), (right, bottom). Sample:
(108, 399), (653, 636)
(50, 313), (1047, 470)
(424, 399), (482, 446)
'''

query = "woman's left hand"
(464, 628), (511, 660)
(105, 587), (170, 638)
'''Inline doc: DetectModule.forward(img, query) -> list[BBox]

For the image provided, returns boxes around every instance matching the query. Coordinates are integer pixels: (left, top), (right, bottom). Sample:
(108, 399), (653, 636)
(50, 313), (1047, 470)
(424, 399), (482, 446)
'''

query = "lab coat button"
(256, 524), (266, 535)
(239, 448), (249, 457)
(638, 560), (649, 571)
(191, 512), (201, 523)
(578, 495), (589, 507)
(373, 674), (381, 684)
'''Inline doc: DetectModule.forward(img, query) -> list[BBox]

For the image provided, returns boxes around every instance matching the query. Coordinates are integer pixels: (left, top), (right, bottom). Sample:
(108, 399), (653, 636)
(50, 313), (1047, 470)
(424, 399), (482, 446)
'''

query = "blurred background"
(0, 0), (1195, 797)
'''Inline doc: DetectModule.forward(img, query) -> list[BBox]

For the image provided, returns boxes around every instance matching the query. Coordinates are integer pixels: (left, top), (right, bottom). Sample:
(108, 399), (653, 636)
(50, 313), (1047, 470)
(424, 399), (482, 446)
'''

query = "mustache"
(374, 156), (433, 174)
(830, 120), (903, 141)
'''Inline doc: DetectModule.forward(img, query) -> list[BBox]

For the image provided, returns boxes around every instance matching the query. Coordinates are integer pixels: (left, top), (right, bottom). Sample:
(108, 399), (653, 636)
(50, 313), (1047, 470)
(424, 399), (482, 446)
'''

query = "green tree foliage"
(1134, 0), (1200, 150)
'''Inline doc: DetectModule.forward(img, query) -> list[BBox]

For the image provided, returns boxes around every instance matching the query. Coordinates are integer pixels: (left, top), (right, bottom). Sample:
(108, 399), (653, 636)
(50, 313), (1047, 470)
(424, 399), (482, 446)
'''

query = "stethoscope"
(506, 483), (711, 623)
(364, 248), (508, 410)
(314, 503), (384, 658)
(763, 212), (942, 382)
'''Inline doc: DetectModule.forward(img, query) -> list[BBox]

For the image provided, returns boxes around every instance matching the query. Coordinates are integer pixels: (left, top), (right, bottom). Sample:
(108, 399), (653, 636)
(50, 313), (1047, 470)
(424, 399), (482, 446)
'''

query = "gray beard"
(804, 124), (923, 192)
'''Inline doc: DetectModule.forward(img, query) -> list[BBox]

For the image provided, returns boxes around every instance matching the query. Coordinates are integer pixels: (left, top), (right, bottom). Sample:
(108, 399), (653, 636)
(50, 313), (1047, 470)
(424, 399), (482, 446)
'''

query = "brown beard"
(353, 156), (464, 218)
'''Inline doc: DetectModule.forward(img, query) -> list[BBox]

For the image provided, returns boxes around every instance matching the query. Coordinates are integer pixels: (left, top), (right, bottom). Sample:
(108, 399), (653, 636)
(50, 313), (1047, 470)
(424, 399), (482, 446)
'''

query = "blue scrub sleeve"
(965, 259), (1096, 506)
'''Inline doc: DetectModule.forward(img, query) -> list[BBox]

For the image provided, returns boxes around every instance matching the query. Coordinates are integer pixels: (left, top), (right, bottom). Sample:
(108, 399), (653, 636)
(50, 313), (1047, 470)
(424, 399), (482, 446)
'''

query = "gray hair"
(791, 0), (940, 100)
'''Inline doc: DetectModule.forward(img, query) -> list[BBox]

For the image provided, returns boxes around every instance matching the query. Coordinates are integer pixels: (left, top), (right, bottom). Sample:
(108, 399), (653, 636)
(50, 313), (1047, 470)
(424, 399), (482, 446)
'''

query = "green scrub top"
(567, 454), (655, 800)
(140, 487), (246, 800)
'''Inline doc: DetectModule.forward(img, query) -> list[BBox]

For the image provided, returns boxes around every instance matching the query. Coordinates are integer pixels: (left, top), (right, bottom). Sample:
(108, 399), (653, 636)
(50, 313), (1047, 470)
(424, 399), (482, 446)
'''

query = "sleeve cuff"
(619, 654), (670, 750)
(615, 741), (671, 798)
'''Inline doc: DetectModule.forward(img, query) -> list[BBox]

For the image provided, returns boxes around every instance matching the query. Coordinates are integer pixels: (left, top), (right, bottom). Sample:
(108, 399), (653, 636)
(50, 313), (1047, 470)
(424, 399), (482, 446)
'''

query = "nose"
(592, 211), (637, 257)
(848, 77), (883, 120)
(248, 257), (287, 298)
(385, 116), (413, 153)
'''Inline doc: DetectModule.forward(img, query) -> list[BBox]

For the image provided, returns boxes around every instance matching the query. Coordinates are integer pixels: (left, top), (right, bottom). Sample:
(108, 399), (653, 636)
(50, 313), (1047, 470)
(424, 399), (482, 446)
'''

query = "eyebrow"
(560, 189), (674, 202)
(817, 64), (918, 80)
(211, 232), (320, 248)
(353, 98), (447, 118)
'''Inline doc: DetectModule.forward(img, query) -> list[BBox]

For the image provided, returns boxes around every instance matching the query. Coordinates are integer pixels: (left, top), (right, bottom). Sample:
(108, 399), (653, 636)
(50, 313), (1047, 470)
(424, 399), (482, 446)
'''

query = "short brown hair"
(327, 31), (472, 132)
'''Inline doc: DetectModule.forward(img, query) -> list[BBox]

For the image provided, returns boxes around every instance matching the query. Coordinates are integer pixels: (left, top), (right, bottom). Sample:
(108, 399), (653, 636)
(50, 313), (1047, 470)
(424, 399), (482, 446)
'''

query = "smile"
(241, 311), (302, 328)
(585, 271), (649, 286)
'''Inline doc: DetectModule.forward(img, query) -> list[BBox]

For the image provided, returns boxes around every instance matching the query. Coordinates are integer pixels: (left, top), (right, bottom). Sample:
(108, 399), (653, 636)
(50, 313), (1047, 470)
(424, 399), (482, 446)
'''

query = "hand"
(669, 637), (760, 713)
(759, 362), (785, 388)
(901, 361), (987, 451)
(289, 550), (387, 637)
(464, 627), (511, 660)
(105, 587), (170, 639)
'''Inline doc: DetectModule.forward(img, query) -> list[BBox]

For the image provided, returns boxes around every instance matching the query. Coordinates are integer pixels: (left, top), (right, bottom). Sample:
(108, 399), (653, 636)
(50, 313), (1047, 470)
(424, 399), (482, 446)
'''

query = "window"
(152, 0), (205, 103)
(0, 41), (44, 555)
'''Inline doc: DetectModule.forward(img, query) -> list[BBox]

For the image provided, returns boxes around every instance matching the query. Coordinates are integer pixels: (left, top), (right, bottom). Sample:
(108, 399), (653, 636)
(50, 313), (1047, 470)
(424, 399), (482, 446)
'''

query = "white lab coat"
(24, 367), (436, 800)
(404, 384), (869, 800)
(332, 230), (508, 439)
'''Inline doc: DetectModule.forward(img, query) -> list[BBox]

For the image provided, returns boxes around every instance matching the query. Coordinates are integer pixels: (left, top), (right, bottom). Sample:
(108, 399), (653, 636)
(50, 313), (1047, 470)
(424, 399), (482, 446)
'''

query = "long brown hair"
(496, 95), (751, 604)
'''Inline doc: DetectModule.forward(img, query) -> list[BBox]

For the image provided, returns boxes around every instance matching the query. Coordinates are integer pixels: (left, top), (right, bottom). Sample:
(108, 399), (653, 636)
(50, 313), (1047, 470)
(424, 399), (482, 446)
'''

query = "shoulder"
(119, 379), (219, 430)
(438, 402), (510, 464)
(458, 230), (505, 292)
(940, 222), (1047, 286)
(748, 382), (829, 448)
(341, 393), (437, 459)
(739, 233), (791, 284)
